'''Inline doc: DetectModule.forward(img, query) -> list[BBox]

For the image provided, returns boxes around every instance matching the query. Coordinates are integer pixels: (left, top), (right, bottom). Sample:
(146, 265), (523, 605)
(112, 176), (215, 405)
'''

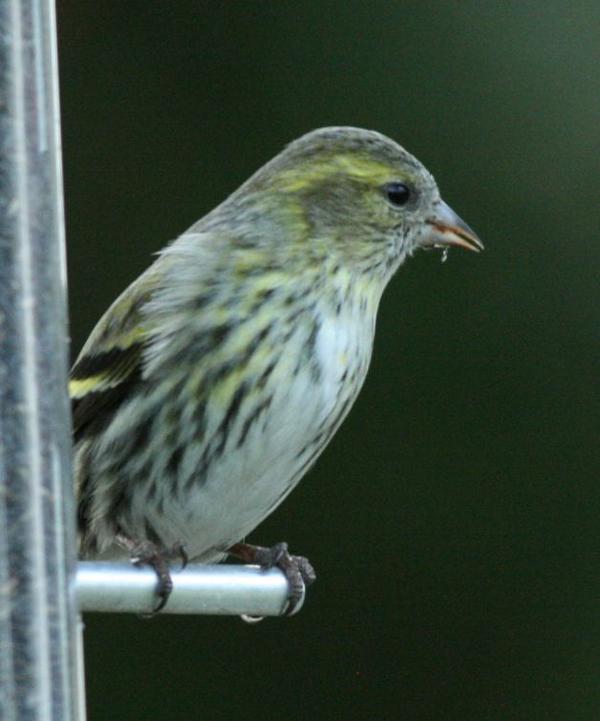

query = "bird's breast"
(121, 296), (379, 560)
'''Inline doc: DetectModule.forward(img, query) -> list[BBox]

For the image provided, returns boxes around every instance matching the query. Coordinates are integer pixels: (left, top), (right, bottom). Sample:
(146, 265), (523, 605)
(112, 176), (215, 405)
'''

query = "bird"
(70, 126), (482, 613)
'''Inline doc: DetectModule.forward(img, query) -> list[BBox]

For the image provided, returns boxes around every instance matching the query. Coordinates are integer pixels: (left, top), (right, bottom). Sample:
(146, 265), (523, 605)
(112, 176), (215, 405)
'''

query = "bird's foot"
(228, 541), (316, 615)
(118, 536), (188, 615)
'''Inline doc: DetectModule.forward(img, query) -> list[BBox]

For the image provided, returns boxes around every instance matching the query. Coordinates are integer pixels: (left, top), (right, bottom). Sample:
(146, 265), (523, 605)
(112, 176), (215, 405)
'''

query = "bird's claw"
(125, 538), (188, 615)
(229, 541), (316, 616)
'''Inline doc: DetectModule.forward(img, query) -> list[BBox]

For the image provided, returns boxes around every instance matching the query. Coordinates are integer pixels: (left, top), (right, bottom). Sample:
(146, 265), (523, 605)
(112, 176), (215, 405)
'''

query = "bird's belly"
(138, 341), (367, 561)
(140, 390), (321, 559)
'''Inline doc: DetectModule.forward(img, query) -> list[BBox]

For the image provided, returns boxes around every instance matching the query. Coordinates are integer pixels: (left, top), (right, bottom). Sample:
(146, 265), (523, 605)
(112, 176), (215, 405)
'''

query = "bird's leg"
(228, 541), (316, 615)
(117, 535), (188, 614)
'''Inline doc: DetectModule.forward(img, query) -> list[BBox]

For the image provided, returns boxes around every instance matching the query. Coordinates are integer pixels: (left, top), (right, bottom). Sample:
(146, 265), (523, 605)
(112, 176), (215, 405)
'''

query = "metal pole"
(0, 1), (84, 720)
(76, 562), (304, 616)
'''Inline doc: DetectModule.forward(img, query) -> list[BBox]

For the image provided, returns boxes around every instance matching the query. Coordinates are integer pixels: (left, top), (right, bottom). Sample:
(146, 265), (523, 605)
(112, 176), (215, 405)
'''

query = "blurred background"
(58, 2), (599, 720)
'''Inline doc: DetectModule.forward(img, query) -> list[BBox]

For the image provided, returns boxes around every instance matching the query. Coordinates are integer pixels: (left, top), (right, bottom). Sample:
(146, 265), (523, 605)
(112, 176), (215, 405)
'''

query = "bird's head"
(228, 127), (482, 280)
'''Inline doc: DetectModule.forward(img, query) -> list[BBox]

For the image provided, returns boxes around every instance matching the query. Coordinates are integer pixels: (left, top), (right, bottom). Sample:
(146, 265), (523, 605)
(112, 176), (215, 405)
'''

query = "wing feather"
(70, 267), (157, 441)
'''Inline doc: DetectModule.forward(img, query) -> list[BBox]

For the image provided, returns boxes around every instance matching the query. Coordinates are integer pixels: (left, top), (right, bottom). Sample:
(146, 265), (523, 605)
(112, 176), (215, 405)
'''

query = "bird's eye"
(384, 182), (411, 207)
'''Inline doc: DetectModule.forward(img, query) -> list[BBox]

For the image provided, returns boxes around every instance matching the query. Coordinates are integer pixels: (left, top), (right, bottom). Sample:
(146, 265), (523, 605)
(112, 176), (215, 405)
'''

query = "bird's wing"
(70, 232), (225, 442)
(69, 266), (159, 441)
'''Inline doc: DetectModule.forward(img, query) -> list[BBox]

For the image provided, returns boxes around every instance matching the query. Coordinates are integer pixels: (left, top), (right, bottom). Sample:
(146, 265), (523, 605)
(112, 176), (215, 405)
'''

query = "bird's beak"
(422, 200), (483, 253)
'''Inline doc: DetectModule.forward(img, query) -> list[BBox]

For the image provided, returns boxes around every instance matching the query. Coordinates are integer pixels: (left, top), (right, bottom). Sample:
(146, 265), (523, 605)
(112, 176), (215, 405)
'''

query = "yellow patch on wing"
(69, 376), (107, 398)
(69, 369), (132, 399)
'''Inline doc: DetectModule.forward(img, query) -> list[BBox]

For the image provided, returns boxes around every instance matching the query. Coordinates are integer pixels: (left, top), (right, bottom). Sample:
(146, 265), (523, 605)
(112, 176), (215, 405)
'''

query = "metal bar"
(76, 563), (302, 616)
(0, 1), (84, 720)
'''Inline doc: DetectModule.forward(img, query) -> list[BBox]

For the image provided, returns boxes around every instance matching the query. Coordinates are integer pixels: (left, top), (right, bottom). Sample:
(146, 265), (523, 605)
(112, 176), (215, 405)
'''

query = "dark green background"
(58, 2), (599, 720)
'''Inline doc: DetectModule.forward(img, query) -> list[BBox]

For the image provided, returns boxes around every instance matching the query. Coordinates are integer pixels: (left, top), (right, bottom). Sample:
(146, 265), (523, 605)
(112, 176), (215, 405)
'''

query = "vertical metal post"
(0, 1), (84, 720)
